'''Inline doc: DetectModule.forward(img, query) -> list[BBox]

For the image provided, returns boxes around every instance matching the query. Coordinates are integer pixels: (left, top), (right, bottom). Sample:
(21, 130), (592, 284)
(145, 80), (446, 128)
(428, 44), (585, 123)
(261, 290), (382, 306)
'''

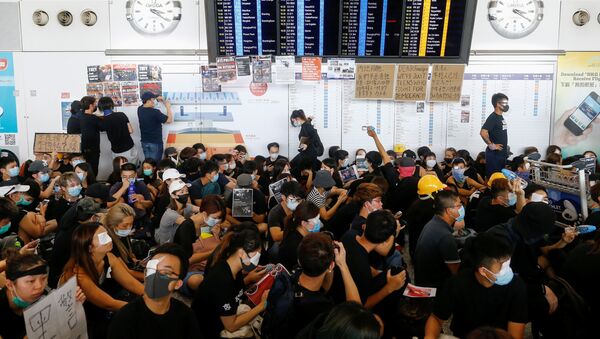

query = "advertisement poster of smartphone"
(565, 91), (600, 135)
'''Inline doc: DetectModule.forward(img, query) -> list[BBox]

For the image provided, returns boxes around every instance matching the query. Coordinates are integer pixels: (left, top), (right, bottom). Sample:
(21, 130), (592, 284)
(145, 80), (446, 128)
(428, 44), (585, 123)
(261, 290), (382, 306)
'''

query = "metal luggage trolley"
(524, 154), (591, 226)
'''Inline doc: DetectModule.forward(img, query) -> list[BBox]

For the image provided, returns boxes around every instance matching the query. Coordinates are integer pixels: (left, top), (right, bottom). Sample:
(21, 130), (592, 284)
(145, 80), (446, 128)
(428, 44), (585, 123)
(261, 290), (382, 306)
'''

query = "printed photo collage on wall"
(86, 64), (162, 106)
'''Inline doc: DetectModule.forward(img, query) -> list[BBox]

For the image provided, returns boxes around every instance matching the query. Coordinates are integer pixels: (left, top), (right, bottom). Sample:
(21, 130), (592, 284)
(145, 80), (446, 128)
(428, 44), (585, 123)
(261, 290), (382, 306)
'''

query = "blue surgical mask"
(143, 169), (153, 176)
(76, 172), (86, 181)
(206, 216), (219, 227)
(508, 192), (517, 206)
(8, 167), (19, 177)
(286, 198), (299, 211)
(452, 167), (465, 183)
(484, 260), (514, 286)
(308, 217), (321, 233)
(67, 185), (82, 197)
(39, 173), (50, 183)
(456, 205), (465, 222)
(211, 174), (219, 183)
(199, 153), (207, 160)
(0, 222), (11, 235)
(17, 196), (32, 206)
(116, 228), (132, 237)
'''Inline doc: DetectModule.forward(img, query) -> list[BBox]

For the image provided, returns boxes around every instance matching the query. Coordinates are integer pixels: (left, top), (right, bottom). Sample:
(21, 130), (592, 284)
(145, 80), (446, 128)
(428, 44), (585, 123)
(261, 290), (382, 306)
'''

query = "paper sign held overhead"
(429, 64), (465, 102)
(34, 133), (81, 153)
(354, 64), (396, 100)
(394, 64), (429, 101)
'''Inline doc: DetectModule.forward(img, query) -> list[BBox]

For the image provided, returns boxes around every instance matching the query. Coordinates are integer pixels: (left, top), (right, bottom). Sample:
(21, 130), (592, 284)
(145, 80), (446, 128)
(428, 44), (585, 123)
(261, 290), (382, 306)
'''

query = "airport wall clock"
(126, 0), (182, 36)
(488, 0), (544, 39)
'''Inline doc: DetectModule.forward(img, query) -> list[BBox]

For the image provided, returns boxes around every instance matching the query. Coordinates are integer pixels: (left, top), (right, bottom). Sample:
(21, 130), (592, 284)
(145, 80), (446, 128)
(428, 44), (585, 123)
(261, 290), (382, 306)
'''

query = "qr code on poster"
(4, 134), (16, 146)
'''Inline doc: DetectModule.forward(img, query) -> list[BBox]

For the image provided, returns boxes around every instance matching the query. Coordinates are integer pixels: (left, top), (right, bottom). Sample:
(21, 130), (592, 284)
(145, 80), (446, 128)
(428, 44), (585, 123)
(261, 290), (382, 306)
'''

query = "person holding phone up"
(481, 93), (510, 177)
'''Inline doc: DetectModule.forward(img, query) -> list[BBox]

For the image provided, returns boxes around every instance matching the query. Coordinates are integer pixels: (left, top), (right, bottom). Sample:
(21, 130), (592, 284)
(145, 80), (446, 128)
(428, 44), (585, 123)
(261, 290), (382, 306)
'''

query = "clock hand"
(512, 8), (532, 22)
(149, 8), (172, 22)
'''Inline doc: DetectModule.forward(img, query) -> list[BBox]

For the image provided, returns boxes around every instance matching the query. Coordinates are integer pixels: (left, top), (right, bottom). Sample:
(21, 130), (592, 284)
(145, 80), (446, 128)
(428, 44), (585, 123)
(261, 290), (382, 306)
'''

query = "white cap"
(168, 179), (190, 195)
(162, 168), (185, 181)
(0, 184), (30, 196)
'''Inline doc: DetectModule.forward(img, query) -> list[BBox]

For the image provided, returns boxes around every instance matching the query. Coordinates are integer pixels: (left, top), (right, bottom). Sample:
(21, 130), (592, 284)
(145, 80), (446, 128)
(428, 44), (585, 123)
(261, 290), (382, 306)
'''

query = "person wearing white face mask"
(267, 181), (305, 258)
(192, 225), (269, 339)
(101, 203), (144, 281)
(349, 183), (383, 235)
(334, 149), (350, 169)
(422, 151), (444, 180)
(425, 232), (528, 339)
(446, 158), (486, 206)
(265, 142), (287, 170)
(60, 223), (144, 338)
(290, 109), (325, 174)
(173, 195), (227, 295)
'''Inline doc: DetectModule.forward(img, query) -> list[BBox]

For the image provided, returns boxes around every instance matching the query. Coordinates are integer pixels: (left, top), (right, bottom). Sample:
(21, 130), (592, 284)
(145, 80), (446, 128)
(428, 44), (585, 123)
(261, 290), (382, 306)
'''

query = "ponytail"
(209, 222), (261, 268)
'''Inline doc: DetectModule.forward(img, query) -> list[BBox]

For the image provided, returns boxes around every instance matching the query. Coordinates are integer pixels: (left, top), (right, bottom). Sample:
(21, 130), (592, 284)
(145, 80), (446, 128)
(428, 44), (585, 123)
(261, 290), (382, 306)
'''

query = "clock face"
(488, 0), (544, 39)
(126, 0), (182, 35)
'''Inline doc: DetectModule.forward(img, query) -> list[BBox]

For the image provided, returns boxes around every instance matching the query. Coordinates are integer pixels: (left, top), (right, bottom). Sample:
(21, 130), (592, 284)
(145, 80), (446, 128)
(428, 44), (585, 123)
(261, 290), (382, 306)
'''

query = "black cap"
(86, 183), (116, 202)
(514, 202), (557, 241)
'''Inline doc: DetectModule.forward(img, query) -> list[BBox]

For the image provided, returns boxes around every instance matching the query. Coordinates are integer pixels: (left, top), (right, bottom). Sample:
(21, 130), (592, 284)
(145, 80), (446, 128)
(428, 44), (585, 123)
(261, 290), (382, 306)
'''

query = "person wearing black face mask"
(108, 243), (200, 339)
(481, 93), (510, 177)
(192, 225), (268, 339)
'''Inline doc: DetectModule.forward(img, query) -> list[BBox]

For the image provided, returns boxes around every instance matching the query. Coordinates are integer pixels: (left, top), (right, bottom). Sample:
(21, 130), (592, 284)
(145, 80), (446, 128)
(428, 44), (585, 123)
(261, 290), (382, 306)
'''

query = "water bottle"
(53, 184), (61, 201)
(127, 179), (136, 204)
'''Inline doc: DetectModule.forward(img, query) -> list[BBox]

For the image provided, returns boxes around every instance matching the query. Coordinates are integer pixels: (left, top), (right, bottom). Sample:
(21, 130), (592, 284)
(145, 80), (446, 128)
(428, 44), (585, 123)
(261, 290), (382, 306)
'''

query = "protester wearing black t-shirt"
(338, 210), (405, 337)
(98, 97), (138, 165)
(45, 172), (81, 226)
(481, 93), (510, 177)
(266, 180), (304, 256)
(269, 233), (360, 338)
(108, 243), (201, 339)
(425, 232), (528, 339)
(278, 201), (320, 271)
(66, 100), (82, 134)
(414, 190), (462, 288)
(192, 226), (268, 339)
(486, 203), (578, 338)
(475, 177), (525, 232)
(226, 174), (267, 224)
(79, 96), (104, 175)
(367, 128), (418, 213)
(137, 92), (173, 163)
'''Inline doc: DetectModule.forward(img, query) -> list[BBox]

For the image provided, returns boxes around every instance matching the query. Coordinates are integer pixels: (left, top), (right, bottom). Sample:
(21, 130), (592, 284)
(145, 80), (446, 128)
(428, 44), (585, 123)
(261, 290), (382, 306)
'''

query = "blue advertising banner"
(0, 52), (18, 133)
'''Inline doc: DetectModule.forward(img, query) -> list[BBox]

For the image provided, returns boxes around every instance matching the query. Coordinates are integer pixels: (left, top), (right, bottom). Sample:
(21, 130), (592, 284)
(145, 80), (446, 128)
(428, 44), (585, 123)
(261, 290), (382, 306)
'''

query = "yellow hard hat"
(487, 172), (506, 186)
(418, 175), (447, 196)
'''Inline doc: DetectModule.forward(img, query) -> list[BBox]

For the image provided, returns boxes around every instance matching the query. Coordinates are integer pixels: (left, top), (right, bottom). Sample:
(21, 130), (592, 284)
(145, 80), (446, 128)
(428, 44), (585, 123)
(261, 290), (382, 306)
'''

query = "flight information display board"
(206, 0), (475, 62)
(215, 0), (277, 56)
(340, 0), (403, 57)
(402, 0), (466, 57)
(279, 0), (340, 56)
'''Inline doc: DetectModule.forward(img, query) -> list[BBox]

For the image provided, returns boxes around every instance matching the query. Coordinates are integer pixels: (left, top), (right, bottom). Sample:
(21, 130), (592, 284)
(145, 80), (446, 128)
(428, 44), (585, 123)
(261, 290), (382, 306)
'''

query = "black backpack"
(261, 270), (302, 339)
(314, 135), (324, 157)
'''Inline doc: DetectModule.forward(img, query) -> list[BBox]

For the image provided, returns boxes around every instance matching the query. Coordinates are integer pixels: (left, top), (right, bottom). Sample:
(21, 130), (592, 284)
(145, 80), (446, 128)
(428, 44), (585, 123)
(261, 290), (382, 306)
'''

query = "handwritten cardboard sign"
(24, 276), (88, 339)
(429, 64), (465, 102)
(354, 64), (396, 100)
(34, 133), (81, 153)
(394, 64), (429, 101)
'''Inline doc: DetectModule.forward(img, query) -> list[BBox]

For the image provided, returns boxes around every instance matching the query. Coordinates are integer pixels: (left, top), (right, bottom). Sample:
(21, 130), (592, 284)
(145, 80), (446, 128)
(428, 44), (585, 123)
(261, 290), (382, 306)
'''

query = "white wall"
(2, 0), (599, 179)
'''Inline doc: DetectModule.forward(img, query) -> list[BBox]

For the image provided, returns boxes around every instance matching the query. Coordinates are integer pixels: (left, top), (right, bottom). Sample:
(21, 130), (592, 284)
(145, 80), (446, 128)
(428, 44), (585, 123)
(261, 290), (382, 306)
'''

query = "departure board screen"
(207, 0), (475, 61)
(340, 0), (402, 57)
(215, 0), (277, 56)
(279, 0), (340, 56)
(402, 0), (467, 57)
